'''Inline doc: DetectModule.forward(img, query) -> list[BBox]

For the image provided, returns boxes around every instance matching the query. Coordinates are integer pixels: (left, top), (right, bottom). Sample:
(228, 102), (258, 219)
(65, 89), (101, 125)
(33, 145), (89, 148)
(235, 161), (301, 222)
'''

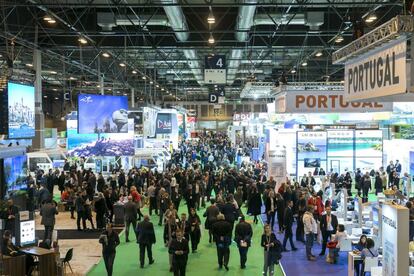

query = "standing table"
(21, 247), (57, 276)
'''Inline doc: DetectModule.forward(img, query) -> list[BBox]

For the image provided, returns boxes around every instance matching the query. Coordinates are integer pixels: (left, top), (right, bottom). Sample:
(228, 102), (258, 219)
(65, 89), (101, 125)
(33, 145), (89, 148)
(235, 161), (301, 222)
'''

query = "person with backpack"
(261, 224), (282, 276)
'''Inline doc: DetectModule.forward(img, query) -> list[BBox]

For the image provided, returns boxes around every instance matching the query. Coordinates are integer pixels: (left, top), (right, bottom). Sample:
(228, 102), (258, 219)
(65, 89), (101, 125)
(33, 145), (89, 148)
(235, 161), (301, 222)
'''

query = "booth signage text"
(275, 90), (392, 113)
(344, 38), (407, 101)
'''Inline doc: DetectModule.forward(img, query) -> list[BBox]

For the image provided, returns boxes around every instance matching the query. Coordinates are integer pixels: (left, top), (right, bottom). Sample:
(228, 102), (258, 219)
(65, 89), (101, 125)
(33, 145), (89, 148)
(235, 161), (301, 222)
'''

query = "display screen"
(8, 82), (35, 139)
(77, 94), (128, 134)
(3, 155), (28, 192)
(327, 130), (354, 157)
(67, 119), (134, 157)
(19, 220), (35, 246)
(304, 158), (321, 168)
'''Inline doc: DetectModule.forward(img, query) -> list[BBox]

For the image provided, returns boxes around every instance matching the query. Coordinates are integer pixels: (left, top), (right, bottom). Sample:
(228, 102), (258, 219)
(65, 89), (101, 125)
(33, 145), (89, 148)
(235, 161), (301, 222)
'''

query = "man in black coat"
(169, 230), (189, 276)
(211, 214), (233, 271)
(136, 215), (156, 268)
(124, 196), (138, 242)
(282, 200), (297, 252)
(234, 217), (253, 269)
(221, 195), (238, 228)
(177, 213), (191, 241)
(319, 206), (338, 256)
(40, 199), (58, 241)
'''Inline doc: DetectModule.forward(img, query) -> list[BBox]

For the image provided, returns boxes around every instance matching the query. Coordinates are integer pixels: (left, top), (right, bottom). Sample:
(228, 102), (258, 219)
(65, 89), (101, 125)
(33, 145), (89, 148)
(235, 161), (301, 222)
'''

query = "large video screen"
(3, 155), (28, 192)
(77, 94), (128, 134)
(67, 119), (134, 157)
(8, 82), (35, 138)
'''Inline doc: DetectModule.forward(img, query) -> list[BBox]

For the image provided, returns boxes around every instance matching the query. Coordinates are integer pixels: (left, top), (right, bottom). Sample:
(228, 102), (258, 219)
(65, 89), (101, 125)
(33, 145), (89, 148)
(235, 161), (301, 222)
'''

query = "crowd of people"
(3, 132), (410, 276)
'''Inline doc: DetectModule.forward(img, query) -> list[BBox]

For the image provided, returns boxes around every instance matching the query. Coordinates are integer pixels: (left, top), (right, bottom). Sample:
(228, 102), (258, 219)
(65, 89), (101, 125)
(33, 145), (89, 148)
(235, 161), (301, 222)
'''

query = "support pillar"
(131, 87), (135, 108)
(100, 75), (104, 95)
(33, 49), (44, 150)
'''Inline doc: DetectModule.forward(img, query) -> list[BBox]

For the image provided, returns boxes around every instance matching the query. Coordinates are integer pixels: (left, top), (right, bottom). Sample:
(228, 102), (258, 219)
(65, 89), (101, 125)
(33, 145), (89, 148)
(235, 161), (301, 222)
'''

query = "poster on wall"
(67, 119), (134, 157)
(3, 155), (28, 193)
(177, 113), (186, 135)
(267, 147), (287, 189)
(156, 113), (173, 134)
(410, 151), (414, 177)
(297, 131), (327, 160)
(354, 130), (383, 158)
(128, 111), (143, 135)
(77, 94), (128, 134)
(143, 107), (157, 138)
(8, 82), (35, 139)
(327, 130), (354, 157)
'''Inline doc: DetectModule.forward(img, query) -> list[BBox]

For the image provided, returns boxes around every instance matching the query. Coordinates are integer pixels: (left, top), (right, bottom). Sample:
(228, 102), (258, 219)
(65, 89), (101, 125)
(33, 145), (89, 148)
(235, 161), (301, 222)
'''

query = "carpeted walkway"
(36, 228), (123, 240)
(88, 206), (284, 276)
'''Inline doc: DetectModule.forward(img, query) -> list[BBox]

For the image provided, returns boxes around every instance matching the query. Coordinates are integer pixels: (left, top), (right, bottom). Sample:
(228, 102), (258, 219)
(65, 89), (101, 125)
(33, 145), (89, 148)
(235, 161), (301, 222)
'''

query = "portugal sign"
(344, 37), (407, 101)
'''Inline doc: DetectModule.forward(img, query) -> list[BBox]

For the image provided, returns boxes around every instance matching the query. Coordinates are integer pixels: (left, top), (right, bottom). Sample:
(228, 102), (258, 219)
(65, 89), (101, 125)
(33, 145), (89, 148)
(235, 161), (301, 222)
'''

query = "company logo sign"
(155, 113), (172, 134)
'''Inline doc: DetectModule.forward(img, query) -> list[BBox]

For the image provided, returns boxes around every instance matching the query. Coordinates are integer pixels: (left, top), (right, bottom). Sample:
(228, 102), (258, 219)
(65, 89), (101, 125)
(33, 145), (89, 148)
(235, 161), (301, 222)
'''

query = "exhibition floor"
(88, 207), (284, 276)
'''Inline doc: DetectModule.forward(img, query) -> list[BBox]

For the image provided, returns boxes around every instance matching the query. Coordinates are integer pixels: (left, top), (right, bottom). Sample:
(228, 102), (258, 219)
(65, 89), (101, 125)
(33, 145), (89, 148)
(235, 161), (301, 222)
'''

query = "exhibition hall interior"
(0, 1), (414, 276)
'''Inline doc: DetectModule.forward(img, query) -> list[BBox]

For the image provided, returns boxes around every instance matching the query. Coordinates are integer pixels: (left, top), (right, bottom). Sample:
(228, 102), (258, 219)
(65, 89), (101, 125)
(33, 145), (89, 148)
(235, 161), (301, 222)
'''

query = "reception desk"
(21, 247), (57, 276)
(2, 254), (26, 276)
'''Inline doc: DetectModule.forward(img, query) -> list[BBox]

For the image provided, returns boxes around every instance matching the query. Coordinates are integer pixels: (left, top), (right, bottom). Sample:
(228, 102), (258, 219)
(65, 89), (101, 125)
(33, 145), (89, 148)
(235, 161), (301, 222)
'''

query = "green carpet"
(88, 206), (284, 276)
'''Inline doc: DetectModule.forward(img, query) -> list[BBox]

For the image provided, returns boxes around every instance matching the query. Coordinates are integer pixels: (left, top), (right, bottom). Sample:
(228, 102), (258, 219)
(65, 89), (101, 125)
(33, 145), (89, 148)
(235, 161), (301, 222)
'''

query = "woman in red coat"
(307, 191), (324, 221)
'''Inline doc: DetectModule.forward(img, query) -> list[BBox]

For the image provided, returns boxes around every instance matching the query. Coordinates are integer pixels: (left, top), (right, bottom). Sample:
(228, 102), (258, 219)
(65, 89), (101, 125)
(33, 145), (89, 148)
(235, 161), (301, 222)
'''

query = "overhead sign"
(155, 113), (172, 134)
(344, 37), (407, 101)
(274, 90), (393, 113)
(208, 93), (219, 103)
(205, 69), (226, 84)
(205, 55), (226, 69)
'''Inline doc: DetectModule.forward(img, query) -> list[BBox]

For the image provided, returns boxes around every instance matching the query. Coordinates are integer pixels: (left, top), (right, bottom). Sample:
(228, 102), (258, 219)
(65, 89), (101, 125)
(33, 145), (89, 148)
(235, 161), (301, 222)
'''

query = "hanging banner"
(274, 90), (393, 113)
(344, 37), (408, 101)
(155, 113), (172, 134)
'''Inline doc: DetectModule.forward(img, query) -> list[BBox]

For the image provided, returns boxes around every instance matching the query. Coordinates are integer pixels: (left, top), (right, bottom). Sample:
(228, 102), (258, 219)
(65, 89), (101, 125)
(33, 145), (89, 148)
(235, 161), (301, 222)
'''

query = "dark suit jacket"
(221, 203), (238, 224)
(234, 221), (253, 247)
(124, 201), (138, 221)
(40, 203), (58, 226)
(136, 220), (156, 245)
(320, 214), (338, 234)
(284, 207), (294, 229)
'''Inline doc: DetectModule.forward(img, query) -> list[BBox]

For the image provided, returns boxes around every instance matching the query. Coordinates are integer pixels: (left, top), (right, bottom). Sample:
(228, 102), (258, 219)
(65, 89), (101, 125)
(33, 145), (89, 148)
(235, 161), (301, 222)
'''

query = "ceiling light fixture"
(207, 10), (215, 24)
(54, 97), (59, 100)
(43, 16), (52, 21)
(208, 33), (215, 44)
(52, 88), (57, 91)
(142, 76), (146, 80)
(301, 61), (308, 67)
(50, 71), (57, 74)
(69, 76), (76, 80)
(290, 69), (297, 74)
(26, 63), (33, 67)
(43, 95), (48, 98)
(102, 52), (110, 58)
(161, 88), (165, 91)
(150, 81), (154, 84)
(78, 37), (88, 44)
(365, 14), (377, 23)
(156, 84), (160, 88)
(132, 70), (137, 74)
(119, 62), (126, 67)
(335, 35), (344, 43)
(315, 51), (323, 57)
(47, 19), (56, 24)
